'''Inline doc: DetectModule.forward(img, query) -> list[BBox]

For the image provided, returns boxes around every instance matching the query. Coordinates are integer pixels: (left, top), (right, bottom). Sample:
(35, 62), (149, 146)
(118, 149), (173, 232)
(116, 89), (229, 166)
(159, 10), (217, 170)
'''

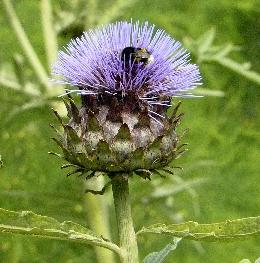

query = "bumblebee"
(121, 46), (154, 66)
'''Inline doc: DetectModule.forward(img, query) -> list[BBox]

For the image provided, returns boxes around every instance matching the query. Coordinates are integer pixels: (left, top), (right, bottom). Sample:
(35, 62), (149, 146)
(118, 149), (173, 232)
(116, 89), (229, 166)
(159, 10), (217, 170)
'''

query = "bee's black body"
(121, 46), (153, 66)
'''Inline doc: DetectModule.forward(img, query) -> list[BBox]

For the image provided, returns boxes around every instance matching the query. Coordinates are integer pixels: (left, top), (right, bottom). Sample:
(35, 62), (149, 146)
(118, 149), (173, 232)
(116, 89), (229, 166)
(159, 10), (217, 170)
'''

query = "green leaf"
(186, 28), (260, 86)
(214, 57), (260, 85)
(137, 216), (260, 241)
(197, 28), (216, 56)
(149, 177), (206, 199)
(0, 208), (120, 255)
(238, 259), (260, 263)
(143, 238), (182, 263)
(214, 43), (239, 59)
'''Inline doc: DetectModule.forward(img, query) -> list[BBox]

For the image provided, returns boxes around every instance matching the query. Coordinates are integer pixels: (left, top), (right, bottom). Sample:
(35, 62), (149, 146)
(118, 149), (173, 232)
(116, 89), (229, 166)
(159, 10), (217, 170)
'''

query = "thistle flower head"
(52, 21), (201, 117)
(51, 21), (202, 179)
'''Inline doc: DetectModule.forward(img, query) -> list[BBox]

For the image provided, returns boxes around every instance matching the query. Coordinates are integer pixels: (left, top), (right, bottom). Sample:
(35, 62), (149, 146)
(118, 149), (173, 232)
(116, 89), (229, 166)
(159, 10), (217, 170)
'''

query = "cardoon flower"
(51, 21), (202, 179)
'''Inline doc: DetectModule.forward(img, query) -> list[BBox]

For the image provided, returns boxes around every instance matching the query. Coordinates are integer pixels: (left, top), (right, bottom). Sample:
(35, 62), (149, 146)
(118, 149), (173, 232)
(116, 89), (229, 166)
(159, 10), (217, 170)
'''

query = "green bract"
(51, 97), (186, 178)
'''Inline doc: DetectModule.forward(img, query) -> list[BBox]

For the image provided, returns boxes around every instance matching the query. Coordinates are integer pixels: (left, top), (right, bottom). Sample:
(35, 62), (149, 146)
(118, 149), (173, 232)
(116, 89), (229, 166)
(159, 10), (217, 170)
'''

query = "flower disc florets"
(51, 21), (202, 178)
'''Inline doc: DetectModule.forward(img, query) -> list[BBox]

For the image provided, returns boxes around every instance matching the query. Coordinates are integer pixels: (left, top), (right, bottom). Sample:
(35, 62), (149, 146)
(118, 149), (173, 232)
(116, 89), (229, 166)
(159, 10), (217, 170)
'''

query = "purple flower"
(51, 21), (201, 175)
(52, 21), (201, 119)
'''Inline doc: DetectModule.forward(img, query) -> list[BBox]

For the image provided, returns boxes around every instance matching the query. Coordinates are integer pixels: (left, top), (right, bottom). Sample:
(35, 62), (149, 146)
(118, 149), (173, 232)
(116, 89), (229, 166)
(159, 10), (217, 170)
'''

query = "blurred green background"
(0, 0), (259, 262)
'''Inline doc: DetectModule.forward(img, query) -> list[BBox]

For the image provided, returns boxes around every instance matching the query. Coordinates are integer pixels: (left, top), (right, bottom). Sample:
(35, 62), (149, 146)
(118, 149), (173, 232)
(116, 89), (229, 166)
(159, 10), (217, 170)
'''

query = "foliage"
(137, 216), (260, 241)
(143, 238), (182, 263)
(0, 208), (120, 255)
(239, 258), (260, 263)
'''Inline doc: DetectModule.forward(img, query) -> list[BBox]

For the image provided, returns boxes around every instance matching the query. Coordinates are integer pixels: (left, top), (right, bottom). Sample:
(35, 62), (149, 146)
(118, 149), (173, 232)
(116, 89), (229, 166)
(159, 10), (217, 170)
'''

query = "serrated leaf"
(0, 208), (120, 255)
(137, 216), (260, 241)
(143, 238), (182, 263)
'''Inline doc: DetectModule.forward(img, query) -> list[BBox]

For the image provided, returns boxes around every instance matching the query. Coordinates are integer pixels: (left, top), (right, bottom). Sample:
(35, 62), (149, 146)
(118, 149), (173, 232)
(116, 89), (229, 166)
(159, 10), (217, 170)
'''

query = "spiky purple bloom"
(52, 21), (201, 108)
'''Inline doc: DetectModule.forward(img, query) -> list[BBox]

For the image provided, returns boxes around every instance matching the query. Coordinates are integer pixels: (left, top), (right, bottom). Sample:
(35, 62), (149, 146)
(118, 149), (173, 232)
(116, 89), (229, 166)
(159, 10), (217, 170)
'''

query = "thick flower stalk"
(51, 21), (202, 263)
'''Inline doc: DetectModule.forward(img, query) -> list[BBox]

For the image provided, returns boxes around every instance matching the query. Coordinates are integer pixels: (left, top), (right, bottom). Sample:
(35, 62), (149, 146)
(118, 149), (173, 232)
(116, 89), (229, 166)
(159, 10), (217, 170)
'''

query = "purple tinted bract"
(52, 21), (202, 98)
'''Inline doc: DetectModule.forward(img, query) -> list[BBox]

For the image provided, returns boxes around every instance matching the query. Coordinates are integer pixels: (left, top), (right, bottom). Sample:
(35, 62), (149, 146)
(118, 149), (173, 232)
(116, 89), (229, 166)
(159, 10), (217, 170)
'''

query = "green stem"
(84, 178), (115, 263)
(2, 0), (50, 92)
(41, 0), (58, 71)
(112, 175), (139, 263)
